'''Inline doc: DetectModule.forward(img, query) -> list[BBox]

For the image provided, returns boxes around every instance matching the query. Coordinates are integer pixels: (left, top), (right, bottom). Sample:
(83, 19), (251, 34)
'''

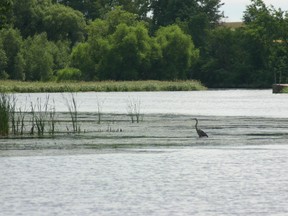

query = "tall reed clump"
(64, 93), (80, 133)
(0, 93), (11, 136)
(29, 95), (57, 136)
(9, 96), (26, 135)
(30, 96), (50, 136)
(127, 97), (142, 123)
(16, 108), (26, 135)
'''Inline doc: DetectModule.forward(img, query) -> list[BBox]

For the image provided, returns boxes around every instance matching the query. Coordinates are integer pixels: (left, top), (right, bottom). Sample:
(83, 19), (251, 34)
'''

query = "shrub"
(57, 68), (82, 81)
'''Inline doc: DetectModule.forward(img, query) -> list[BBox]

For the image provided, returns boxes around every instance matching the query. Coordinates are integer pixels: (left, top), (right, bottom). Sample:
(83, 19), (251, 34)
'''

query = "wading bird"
(194, 118), (208, 138)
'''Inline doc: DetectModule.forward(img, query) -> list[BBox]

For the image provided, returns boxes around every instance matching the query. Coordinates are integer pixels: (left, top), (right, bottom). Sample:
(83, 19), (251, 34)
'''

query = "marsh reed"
(127, 97), (142, 123)
(0, 93), (11, 136)
(64, 93), (80, 133)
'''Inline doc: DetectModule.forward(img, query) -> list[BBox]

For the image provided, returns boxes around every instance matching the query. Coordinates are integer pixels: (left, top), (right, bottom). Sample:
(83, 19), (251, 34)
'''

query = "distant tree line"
(0, 0), (288, 87)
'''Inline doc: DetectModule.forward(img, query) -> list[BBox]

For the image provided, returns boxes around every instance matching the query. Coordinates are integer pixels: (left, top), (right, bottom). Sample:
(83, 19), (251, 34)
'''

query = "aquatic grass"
(48, 99), (57, 135)
(0, 93), (11, 136)
(64, 93), (80, 133)
(17, 108), (26, 135)
(9, 96), (27, 135)
(27, 95), (57, 136)
(9, 95), (17, 135)
(96, 96), (105, 124)
(32, 96), (50, 136)
(0, 80), (207, 93)
(127, 97), (142, 123)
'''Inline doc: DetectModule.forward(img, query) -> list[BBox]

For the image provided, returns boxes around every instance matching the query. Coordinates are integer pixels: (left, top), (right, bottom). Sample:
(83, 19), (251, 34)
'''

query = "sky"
(221, 0), (288, 22)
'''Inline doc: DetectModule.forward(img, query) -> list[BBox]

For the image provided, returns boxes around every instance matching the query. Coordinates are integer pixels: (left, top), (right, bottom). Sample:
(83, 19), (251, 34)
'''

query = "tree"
(86, 8), (144, 80)
(51, 40), (71, 72)
(71, 42), (95, 80)
(0, 46), (8, 79)
(106, 0), (151, 19)
(155, 25), (199, 80)
(43, 4), (86, 44)
(151, 0), (224, 26)
(57, 0), (151, 20)
(12, 0), (52, 37)
(194, 27), (257, 87)
(105, 6), (139, 34)
(0, 0), (13, 28)
(0, 28), (24, 80)
(21, 33), (54, 81)
(243, 0), (288, 84)
(150, 0), (224, 41)
(99, 23), (153, 80)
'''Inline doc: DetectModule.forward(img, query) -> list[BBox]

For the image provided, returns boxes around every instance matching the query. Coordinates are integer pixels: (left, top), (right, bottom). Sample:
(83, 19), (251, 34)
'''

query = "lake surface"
(1, 90), (288, 216)
(12, 89), (288, 117)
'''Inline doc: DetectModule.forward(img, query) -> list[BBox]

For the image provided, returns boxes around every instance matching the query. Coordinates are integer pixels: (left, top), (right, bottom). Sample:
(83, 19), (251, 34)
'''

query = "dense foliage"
(0, 0), (287, 88)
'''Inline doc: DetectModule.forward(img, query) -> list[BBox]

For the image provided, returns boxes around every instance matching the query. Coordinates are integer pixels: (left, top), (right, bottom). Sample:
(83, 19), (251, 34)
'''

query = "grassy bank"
(0, 80), (206, 93)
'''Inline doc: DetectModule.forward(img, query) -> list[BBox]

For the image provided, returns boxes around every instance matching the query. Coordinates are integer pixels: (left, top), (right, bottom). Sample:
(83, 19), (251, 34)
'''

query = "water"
(1, 90), (288, 216)
(13, 89), (288, 117)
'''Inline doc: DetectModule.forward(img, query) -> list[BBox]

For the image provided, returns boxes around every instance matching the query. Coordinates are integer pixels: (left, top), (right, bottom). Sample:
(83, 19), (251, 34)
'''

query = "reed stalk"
(48, 99), (57, 135)
(96, 96), (105, 124)
(0, 93), (11, 136)
(9, 95), (17, 135)
(30, 96), (50, 136)
(64, 93), (80, 133)
(17, 108), (26, 135)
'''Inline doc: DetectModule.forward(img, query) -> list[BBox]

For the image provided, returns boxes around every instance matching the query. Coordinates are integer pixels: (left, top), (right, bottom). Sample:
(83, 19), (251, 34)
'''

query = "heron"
(194, 118), (208, 138)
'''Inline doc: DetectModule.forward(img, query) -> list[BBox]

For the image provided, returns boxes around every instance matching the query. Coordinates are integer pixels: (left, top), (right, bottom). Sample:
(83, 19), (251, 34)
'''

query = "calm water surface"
(1, 90), (288, 216)
(13, 89), (288, 117)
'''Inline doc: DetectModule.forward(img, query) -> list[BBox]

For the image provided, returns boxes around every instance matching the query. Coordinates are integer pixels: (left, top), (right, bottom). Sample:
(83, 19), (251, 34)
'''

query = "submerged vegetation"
(0, 80), (206, 93)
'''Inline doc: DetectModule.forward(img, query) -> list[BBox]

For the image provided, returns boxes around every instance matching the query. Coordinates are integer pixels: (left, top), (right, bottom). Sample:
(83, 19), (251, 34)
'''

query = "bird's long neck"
(195, 119), (198, 129)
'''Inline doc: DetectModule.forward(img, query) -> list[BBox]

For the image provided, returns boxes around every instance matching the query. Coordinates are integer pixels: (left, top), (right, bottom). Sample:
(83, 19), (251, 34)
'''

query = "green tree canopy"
(57, 0), (151, 20)
(43, 4), (86, 44)
(243, 0), (288, 84)
(98, 23), (154, 80)
(72, 8), (199, 81)
(0, 45), (8, 79)
(12, 0), (52, 37)
(71, 42), (95, 80)
(0, 0), (13, 28)
(155, 25), (199, 80)
(0, 28), (24, 80)
(20, 33), (54, 81)
(150, 0), (224, 48)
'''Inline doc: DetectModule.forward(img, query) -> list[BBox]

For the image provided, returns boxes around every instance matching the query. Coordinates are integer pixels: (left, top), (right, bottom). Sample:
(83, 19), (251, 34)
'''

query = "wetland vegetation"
(0, 92), (146, 139)
(0, 80), (206, 93)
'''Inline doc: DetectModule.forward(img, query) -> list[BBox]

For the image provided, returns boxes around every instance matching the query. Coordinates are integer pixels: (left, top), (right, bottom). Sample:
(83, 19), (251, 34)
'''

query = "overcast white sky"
(221, 0), (288, 22)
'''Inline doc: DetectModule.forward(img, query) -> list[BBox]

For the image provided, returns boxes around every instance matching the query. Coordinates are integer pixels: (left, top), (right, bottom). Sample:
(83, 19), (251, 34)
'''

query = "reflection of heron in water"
(194, 118), (208, 138)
